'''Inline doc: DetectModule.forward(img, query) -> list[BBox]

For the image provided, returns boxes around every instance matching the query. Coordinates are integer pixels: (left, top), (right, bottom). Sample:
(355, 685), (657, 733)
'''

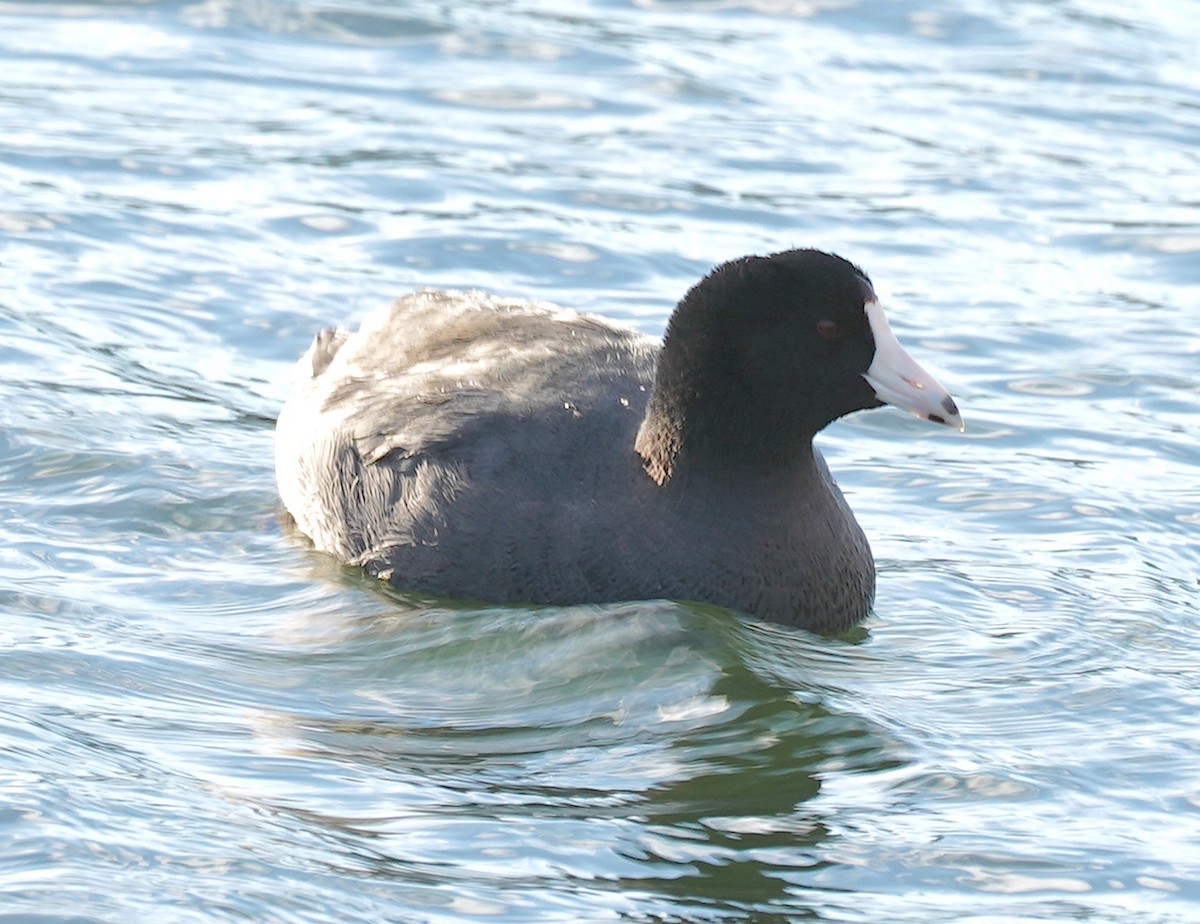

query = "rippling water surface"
(2, 0), (1198, 921)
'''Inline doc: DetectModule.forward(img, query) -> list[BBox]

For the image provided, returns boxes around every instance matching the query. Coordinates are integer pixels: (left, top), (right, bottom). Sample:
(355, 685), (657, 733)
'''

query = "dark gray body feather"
(275, 289), (875, 631)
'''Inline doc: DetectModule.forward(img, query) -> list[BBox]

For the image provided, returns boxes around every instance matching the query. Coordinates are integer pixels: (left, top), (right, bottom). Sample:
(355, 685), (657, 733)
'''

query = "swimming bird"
(275, 249), (962, 632)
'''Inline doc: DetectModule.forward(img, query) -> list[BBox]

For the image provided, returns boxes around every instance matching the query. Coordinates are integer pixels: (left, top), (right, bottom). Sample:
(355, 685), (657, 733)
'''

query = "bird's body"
(276, 251), (961, 632)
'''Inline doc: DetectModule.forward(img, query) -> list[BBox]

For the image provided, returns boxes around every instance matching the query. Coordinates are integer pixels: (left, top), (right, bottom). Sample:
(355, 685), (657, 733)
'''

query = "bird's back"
(276, 290), (663, 594)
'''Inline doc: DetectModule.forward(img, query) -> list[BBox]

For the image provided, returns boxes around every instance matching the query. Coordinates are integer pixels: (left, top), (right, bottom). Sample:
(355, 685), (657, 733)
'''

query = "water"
(2, 0), (1198, 920)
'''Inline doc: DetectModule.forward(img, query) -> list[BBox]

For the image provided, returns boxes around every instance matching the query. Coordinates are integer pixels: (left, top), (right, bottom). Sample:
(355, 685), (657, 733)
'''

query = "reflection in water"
(231, 605), (896, 918)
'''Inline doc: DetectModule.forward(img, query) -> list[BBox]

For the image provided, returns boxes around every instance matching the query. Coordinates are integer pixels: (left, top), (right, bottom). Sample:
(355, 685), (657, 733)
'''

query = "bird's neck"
(634, 395), (819, 488)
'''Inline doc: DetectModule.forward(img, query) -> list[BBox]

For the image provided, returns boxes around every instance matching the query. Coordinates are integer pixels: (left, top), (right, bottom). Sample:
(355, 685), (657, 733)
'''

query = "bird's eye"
(816, 319), (843, 339)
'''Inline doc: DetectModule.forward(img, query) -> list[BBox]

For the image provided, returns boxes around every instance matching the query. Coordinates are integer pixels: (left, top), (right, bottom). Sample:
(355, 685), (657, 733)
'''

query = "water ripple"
(2, 0), (1199, 921)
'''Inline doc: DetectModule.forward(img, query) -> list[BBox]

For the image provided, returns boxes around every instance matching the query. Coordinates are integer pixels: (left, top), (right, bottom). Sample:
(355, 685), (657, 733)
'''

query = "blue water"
(2, 1), (1199, 921)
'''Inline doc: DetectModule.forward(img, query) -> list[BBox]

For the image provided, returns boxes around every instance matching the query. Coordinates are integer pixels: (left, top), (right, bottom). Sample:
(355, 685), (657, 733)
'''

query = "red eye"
(817, 319), (842, 339)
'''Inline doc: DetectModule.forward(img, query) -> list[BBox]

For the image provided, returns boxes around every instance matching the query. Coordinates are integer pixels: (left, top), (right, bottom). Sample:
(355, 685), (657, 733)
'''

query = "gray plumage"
(276, 250), (961, 632)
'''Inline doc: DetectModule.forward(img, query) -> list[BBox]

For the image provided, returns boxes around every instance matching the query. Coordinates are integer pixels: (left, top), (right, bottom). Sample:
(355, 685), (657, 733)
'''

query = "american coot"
(276, 249), (962, 632)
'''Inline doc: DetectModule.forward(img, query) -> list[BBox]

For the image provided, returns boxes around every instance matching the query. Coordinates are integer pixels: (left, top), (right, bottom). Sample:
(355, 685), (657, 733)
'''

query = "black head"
(635, 249), (888, 482)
